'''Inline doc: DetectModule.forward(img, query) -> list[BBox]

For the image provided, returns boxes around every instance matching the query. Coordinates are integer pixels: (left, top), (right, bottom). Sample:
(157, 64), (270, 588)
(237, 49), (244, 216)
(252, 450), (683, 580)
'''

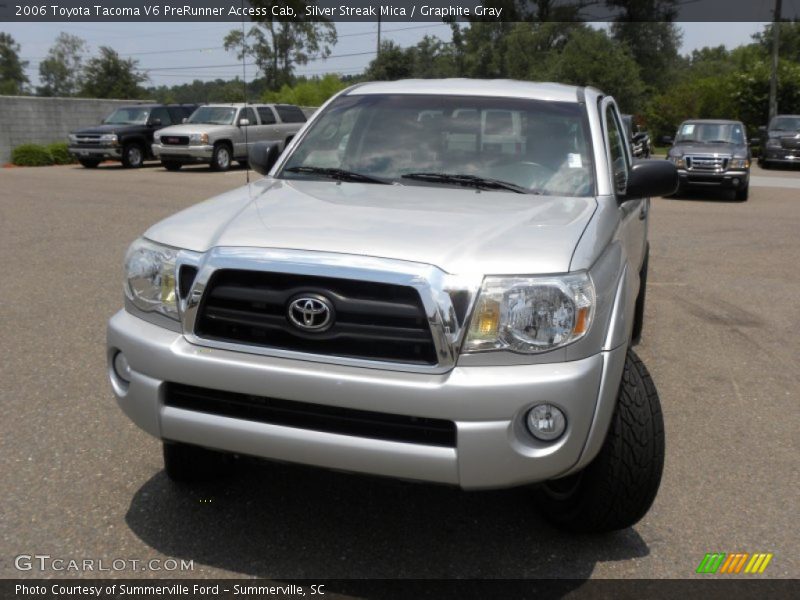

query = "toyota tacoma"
(107, 80), (677, 532)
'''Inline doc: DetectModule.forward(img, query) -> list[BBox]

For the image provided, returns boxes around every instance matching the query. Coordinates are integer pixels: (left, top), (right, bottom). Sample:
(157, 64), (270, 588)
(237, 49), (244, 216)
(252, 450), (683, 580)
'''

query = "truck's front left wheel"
(162, 442), (234, 482)
(122, 143), (145, 168)
(534, 350), (665, 533)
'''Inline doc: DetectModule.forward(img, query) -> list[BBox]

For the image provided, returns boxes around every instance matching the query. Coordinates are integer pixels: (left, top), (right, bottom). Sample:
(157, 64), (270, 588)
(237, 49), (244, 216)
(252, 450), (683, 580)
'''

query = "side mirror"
(238, 118), (250, 127)
(149, 118), (161, 127)
(622, 159), (678, 200)
(249, 141), (281, 175)
(659, 135), (673, 145)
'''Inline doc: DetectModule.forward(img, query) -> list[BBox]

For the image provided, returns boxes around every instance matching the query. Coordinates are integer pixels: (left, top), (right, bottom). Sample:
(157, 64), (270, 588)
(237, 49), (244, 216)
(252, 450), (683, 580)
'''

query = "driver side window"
(606, 105), (629, 195)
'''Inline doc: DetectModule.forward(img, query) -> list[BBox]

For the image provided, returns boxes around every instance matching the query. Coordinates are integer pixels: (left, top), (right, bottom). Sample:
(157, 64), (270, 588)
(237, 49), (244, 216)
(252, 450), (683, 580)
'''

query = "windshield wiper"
(284, 166), (389, 185)
(401, 172), (532, 194)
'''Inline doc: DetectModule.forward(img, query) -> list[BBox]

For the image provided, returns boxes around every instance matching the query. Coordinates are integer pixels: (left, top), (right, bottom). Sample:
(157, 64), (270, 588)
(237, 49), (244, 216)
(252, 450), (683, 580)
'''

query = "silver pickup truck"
(108, 79), (677, 533)
(152, 103), (306, 171)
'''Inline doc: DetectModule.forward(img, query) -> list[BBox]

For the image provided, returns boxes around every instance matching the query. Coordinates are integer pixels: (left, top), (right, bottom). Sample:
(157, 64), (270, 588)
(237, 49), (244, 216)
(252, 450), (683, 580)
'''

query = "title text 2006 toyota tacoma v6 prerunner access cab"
(108, 80), (677, 532)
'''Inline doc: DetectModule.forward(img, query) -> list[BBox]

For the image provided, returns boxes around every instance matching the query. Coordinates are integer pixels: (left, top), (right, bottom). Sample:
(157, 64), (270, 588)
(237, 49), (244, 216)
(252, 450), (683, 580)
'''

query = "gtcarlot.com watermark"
(14, 554), (194, 573)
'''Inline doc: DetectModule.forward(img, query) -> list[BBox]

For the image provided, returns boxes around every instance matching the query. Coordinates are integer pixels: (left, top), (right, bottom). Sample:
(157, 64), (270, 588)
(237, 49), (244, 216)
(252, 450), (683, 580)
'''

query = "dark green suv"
(68, 104), (197, 168)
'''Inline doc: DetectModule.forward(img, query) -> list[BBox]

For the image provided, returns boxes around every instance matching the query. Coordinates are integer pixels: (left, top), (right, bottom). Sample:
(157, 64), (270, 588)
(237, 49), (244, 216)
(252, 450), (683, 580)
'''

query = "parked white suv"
(152, 103), (306, 171)
(108, 79), (678, 532)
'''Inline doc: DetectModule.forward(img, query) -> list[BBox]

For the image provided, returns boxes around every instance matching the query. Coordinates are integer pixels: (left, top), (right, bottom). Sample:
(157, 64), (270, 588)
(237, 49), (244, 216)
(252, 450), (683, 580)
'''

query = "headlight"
(189, 133), (209, 145)
(729, 158), (749, 169)
(669, 155), (685, 168)
(99, 133), (118, 145)
(464, 272), (595, 354)
(124, 238), (180, 319)
(68, 134), (78, 143)
(766, 138), (781, 149)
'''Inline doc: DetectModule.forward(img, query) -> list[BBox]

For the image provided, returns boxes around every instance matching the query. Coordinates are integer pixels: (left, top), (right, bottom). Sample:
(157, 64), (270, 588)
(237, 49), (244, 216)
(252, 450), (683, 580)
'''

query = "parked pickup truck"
(758, 114), (800, 168)
(151, 103), (306, 171)
(108, 79), (677, 532)
(665, 119), (751, 200)
(68, 104), (197, 168)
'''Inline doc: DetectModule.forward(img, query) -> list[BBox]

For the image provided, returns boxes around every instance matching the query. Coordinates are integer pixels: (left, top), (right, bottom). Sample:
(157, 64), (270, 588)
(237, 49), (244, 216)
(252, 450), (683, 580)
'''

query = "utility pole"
(377, 15), (382, 58)
(769, 0), (782, 123)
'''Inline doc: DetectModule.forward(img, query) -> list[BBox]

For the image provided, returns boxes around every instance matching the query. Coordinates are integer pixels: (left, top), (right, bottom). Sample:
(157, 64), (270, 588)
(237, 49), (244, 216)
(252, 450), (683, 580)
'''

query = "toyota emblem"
(287, 295), (334, 332)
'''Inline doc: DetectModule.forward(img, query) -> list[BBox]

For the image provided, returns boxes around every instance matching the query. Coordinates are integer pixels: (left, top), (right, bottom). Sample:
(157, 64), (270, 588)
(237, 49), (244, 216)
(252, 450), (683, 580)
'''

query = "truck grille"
(161, 135), (190, 146)
(194, 270), (438, 365)
(74, 134), (101, 146)
(165, 383), (457, 447)
(686, 155), (729, 172)
(780, 136), (800, 149)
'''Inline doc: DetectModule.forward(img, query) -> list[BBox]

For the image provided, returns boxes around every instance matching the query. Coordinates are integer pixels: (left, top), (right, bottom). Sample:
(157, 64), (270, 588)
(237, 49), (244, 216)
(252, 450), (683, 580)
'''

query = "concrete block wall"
(0, 96), (150, 164)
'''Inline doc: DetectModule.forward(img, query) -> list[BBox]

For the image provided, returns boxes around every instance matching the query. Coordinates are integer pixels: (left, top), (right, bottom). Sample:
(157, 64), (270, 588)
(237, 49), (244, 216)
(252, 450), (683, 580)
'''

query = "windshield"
(187, 106), (237, 125)
(280, 94), (595, 197)
(770, 116), (800, 131)
(676, 122), (745, 144)
(103, 108), (149, 125)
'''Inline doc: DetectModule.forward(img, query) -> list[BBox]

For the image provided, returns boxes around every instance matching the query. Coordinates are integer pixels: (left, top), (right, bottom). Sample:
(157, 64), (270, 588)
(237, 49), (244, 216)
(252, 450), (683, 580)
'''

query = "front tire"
(78, 158), (100, 169)
(735, 185), (749, 201)
(210, 143), (232, 171)
(162, 161), (182, 171)
(534, 350), (665, 533)
(121, 143), (145, 168)
(163, 442), (234, 482)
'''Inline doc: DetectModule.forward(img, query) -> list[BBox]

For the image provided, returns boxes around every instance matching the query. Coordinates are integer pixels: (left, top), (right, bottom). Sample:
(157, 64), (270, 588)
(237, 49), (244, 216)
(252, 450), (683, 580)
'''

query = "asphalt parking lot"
(1, 162), (798, 581)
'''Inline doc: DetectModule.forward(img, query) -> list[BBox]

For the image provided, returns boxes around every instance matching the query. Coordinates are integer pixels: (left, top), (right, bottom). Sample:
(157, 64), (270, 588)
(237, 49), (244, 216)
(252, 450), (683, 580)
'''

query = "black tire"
(162, 161), (182, 171)
(163, 441), (234, 483)
(534, 350), (665, 533)
(760, 159), (770, 169)
(735, 185), (749, 201)
(78, 158), (100, 169)
(121, 143), (145, 168)
(210, 142), (232, 171)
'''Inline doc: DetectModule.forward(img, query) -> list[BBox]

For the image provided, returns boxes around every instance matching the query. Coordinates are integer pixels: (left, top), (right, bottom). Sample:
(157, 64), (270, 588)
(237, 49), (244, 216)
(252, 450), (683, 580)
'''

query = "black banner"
(0, 0), (795, 23)
(2, 579), (798, 600)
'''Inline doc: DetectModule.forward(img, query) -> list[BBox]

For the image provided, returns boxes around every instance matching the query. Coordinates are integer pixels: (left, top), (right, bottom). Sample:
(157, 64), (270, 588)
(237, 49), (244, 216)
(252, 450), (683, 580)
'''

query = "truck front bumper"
(152, 143), (214, 162)
(677, 169), (749, 189)
(68, 145), (121, 160)
(107, 310), (626, 490)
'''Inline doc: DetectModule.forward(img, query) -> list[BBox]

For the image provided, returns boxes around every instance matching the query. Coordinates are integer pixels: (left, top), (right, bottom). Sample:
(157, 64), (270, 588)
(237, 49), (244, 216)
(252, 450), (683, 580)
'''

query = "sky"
(5, 21), (768, 90)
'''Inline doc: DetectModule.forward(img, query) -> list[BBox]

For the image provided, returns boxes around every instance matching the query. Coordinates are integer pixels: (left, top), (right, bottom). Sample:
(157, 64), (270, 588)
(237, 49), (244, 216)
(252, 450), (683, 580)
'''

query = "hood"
(71, 123), (144, 135)
(670, 141), (744, 156)
(156, 123), (234, 136)
(145, 179), (596, 276)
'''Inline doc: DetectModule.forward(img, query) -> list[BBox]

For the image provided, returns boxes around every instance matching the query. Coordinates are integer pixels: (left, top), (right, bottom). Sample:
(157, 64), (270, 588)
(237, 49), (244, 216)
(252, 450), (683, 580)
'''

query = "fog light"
(732, 178), (740, 186)
(526, 404), (566, 441)
(113, 351), (132, 383)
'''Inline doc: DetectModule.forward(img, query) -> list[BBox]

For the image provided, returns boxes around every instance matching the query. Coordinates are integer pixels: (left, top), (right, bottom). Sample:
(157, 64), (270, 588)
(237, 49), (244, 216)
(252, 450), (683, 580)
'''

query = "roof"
(347, 79), (583, 103)
(680, 119), (743, 125)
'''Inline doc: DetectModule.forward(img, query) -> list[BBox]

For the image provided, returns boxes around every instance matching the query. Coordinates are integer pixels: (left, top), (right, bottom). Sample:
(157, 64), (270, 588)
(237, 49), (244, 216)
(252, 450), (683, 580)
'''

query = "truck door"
(600, 98), (647, 277)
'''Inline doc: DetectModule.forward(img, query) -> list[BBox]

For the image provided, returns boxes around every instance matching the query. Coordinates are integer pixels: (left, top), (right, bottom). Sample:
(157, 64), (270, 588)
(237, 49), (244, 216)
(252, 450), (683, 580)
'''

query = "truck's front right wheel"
(162, 442), (234, 482)
(534, 350), (665, 533)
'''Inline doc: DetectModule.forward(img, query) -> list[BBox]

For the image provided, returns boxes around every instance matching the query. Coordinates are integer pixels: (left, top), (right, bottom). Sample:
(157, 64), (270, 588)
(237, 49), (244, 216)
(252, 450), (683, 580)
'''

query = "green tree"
(610, 21), (682, 92)
(263, 74), (347, 105)
(754, 20), (800, 63)
(224, 21), (336, 91)
(37, 33), (86, 97)
(0, 32), (29, 95)
(81, 47), (146, 99)
(550, 27), (646, 113)
(365, 41), (414, 81)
